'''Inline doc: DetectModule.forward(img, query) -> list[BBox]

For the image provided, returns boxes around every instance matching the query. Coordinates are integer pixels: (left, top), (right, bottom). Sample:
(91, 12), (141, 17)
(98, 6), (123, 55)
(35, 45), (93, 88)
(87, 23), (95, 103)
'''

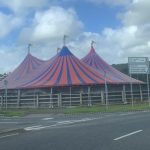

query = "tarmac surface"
(0, 111), (150, 150)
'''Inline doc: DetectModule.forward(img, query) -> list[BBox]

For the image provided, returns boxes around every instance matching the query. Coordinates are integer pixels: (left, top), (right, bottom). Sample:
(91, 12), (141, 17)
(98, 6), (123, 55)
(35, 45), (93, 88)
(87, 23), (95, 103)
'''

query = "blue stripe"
(73, 58), (98, 83)
(55, 58), (64, 84)
(23, 57), (61, 86)
(59, 46), (73, 56)
(69, 56), (85, 84)
(41, 58), (63, 84)
(48, 58), (63, 81)
(66, 57), (72, 85)
(83, 57), (104, 80)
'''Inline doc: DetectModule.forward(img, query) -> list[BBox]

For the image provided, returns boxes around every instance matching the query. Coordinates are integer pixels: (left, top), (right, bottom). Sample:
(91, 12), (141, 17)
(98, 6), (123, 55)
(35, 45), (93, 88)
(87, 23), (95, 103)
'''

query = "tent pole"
(88, 86), (91, 106)
(50, 88), (53, 108)
(139, 84), (143, 102)
(17, 89), (20, 108)
(130, 74), (134, 107)
(146, 73), (150, 106)
(122, 85), (127, 104)
(104, 72), (108, 109)
(70, 86), (72, 106)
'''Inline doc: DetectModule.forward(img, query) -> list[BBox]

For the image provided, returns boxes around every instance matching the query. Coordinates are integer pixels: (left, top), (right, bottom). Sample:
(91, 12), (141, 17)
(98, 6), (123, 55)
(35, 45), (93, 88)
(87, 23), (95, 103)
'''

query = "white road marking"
(57, 121), (73, 124)
(42, 118), (54, 120)
(24, 125), (42, 131)
(0, 122), (18, 124)
(0, 119), (11, 120)
(119, 112), (137, 116)
(24, 117), (98, 131)
(114, 130), (143, 141)
(0, 133), (19, 139)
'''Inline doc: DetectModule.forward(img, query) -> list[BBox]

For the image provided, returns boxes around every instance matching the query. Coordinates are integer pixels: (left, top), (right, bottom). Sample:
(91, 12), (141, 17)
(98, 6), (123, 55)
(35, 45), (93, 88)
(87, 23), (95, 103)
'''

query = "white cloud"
(0, 5), (84, 73)
(0, 12), (22, 38)
(0, 0), (49, 14)
(2, 0), (150, 74)
(19, 6), (84, 44)
(0, 45), (27, 73)
(119, 0), (150, 26)
(77, 0), (150, 65)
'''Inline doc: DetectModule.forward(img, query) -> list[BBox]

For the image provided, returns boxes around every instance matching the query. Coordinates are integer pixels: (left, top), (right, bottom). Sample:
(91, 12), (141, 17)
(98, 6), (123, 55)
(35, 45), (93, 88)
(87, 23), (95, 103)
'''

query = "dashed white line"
(119, 112), (137, 116)
(0, 133), (19, 139)
(42, 118), (54, 121)
(114, 130), (143, 141)
(24, 117), (98, 131)
(24, 125), (42, 131)
(0, 122), (18, 124)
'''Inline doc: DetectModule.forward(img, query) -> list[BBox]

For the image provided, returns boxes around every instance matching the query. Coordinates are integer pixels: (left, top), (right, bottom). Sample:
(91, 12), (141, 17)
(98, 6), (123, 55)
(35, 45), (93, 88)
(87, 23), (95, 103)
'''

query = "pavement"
(0, 111), (150, 150)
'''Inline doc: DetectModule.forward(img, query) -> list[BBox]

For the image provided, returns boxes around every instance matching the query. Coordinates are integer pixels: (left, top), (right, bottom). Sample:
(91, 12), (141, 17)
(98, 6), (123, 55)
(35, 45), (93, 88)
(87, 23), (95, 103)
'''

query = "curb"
(0, 128), (25, 136)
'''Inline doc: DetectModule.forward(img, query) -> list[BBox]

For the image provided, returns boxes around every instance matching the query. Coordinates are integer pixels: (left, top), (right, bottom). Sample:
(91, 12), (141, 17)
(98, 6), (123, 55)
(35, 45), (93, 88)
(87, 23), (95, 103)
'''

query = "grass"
(0, 110), (26, 117)
(0, 108), (62, 117)
(63, 103), (150, 114)
(0, 103), (150, 117)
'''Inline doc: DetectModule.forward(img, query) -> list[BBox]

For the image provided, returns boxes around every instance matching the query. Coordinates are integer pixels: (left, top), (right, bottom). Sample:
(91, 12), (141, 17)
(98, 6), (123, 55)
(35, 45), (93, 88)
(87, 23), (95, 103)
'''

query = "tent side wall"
(0, 83), (148, 108)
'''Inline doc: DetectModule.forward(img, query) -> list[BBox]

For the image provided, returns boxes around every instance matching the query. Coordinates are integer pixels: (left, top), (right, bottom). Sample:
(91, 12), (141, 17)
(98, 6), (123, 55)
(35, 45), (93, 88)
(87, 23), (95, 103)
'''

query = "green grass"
(0, 103), (150, 117)
(0, 108), (63, 117)
(63, 103), (150, 114)
(0, 110), (26, 117)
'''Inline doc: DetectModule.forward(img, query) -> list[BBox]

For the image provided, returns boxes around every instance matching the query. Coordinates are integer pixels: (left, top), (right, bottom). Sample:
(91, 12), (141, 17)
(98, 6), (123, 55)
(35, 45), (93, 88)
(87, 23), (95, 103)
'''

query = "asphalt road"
(1, 111), (150, 150)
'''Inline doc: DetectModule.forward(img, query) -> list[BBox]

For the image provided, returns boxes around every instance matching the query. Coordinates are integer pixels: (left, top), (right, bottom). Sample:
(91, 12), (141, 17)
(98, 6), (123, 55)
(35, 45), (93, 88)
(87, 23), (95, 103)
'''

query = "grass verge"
(63, 103), (150, 114)
(0, 103), (150, 117)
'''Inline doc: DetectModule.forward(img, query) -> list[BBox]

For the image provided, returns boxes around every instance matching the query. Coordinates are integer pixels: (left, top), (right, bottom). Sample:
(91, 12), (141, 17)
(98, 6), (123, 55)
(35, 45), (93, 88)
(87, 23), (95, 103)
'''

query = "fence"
(0, 89), (150, 109)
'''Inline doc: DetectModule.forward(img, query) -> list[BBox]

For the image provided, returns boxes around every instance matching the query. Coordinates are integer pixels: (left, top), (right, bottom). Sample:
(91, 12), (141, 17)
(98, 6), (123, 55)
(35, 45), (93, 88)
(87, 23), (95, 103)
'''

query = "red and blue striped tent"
(0, 53), (46, 89)
(21, 46), (116, 89)
(82, 46), (143, 84)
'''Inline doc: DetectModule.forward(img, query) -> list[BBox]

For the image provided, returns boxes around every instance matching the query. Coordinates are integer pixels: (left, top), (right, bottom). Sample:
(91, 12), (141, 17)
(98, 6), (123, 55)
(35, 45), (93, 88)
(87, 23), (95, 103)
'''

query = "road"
(0, 111), (150, 150)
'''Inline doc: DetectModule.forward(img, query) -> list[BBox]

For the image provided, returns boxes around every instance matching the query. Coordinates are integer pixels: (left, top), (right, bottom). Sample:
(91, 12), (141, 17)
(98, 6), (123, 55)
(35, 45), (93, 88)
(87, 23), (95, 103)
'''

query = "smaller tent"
(0, 53), (45, 89)
(82, 45), (143, 84)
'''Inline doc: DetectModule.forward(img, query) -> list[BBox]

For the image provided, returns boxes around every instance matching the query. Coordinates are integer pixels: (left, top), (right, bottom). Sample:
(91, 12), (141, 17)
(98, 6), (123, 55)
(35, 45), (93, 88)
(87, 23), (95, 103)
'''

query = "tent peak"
(90, 41), (96, 53)
(90, 46), (96, 53)
(28, 43), (32, 54)
(59, 46), (73, 56)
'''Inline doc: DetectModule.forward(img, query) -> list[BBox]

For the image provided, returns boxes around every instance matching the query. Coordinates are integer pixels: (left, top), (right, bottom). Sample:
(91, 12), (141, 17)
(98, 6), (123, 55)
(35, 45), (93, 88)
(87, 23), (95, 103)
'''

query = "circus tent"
(0, 45), (143, 90)
(0, 52), (46, 89)
(21, 46), (116, 89)
(81, 45), (142, 84)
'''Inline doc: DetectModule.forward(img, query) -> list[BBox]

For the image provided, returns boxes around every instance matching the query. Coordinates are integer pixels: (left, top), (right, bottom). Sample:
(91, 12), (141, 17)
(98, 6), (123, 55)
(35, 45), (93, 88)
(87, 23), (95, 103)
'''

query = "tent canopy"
(22, 46), (114, 88)
(82, 46), (143, 84)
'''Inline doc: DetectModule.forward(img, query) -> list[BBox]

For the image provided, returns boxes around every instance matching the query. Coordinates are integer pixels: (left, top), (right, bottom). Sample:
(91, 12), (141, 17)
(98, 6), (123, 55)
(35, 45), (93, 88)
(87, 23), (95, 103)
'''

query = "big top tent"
(20, 46), (116, 89)
(82, 43), (143, 84)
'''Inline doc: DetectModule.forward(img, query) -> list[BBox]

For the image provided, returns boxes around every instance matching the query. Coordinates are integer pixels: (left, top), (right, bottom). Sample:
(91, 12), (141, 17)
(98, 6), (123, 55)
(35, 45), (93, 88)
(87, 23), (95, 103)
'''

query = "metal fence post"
(4, 80), (8, 110)
(58, 93), (62, 107)
(139, 84), (143, 102)
(147, 73), (150, 106)
(104, 74), (108, 109)
(0, 96), (3, 108)
(122, 85), (127, 104)
(130, 74), (134, 107)
(70, 86), (72, 106)
(88, 86), (92, 106)
(49, 88), (53, 108)
(80, 92), (82, 105)
(101, 91), (104, 105)
(36, 94), (39, 108)
(17, 90), (20, 108)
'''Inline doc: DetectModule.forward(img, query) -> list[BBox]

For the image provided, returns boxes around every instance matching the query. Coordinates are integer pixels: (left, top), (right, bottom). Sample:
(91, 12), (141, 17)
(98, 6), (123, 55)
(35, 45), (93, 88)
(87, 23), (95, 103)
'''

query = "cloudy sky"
(0, 0), (150, 73)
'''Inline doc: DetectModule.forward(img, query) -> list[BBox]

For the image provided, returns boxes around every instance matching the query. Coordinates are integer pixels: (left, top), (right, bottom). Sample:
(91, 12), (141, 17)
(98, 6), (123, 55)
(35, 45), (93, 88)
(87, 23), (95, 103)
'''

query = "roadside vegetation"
(0, 103), (150, 117)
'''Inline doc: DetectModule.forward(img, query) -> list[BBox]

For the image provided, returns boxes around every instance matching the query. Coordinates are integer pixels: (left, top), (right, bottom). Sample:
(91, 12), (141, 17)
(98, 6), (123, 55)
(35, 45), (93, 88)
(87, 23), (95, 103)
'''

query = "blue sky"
(0, 0), (122, 42)
(0, 0), (150, 73)
(61, 1), (122, 32)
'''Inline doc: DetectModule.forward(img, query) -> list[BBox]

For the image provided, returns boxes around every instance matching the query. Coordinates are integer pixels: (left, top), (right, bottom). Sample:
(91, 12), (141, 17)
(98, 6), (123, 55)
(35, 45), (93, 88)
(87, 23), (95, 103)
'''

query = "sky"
(0, 0), (150, 73)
